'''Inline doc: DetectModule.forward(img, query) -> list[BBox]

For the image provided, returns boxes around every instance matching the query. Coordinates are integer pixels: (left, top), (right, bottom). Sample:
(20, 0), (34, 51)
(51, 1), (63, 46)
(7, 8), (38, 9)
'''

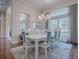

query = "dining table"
(26, 34), (46, 59)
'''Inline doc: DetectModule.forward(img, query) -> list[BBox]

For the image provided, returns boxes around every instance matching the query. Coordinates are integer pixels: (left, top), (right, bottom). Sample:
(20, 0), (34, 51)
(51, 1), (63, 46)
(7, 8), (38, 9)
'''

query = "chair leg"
(23, 46), (27, 59)
(26, 48), (28, 56)
(49, 47), (52, 52)
(24, 47), (28, 59)
(45, 48), (47, 59)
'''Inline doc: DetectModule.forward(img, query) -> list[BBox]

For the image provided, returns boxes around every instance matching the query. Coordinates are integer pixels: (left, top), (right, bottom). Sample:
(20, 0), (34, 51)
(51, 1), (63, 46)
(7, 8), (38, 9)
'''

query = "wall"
(6, 6), (11, 40)
(11, 0), (40, 43)
(0, 13), (6, 38)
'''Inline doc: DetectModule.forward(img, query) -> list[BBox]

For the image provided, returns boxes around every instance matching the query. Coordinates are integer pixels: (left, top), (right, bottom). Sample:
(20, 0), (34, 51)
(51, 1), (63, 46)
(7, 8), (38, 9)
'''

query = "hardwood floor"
(0, 38), (21, 59)
(0, 38), (78, 59)
(71, 45), (78, 59)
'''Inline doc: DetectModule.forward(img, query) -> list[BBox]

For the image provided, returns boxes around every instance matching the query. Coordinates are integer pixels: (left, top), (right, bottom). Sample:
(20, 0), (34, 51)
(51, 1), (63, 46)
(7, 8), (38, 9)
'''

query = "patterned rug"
(11, 42), (72, 59)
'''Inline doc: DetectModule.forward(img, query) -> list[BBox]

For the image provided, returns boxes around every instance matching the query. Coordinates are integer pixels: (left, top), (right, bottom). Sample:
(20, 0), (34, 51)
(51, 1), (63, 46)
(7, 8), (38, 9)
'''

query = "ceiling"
(0, 0), (77, 13)
(23, 0), (77, 12)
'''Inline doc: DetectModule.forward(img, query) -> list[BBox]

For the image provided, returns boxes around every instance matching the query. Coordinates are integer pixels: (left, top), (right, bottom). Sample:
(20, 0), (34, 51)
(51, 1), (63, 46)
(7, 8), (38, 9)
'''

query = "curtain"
(69, 4), (78, 44)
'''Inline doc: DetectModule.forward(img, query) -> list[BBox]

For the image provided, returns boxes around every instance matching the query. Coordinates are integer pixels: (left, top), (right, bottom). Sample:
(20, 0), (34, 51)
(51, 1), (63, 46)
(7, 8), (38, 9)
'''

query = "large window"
(48, 7), (70, 41)
(59, 17), (70, 37)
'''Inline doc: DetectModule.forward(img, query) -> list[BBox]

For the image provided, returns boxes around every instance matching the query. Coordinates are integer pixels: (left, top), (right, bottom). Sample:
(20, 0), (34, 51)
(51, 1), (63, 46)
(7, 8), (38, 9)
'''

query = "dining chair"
(51, 28), (61, 42)
(38, 30), (53, 59)
(39, 30), (60, 59)
(50, 28), (61, 52)
(21, 32), (35, 58)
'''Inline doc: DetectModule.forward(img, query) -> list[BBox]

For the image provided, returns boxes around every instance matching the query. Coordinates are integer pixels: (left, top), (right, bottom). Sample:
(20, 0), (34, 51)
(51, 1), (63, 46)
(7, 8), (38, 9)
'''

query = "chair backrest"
(41, 30), (52, 43)
(21, 32), (29, 46)
(54, 29), (61, 40)
(53, 30), (58, 39)
(21, 32), (26, 43)
(47, 31), (52, 43)
(41, 29), (61, 43)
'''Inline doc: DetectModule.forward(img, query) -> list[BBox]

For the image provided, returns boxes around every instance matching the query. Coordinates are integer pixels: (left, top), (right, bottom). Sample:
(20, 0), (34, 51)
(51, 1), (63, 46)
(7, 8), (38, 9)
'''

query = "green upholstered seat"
(39, 32), (52, 44)
(20, 32), (35, 44)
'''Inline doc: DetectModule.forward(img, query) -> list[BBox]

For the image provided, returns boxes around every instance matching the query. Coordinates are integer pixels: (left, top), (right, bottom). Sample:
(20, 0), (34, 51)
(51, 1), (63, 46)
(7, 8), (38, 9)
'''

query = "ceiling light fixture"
(38, 0), (51, 21)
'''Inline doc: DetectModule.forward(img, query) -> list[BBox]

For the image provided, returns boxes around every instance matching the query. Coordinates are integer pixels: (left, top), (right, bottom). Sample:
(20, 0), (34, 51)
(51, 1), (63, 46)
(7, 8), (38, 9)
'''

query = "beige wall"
(11, 0), (40, 43)
(0, 13), (6, 38)
(6, 14), (11, 40)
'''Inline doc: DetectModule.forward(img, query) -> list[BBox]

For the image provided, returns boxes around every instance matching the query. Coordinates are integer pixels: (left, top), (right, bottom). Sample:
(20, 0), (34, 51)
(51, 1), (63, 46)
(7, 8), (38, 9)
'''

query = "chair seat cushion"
(39, 42), (50, 48)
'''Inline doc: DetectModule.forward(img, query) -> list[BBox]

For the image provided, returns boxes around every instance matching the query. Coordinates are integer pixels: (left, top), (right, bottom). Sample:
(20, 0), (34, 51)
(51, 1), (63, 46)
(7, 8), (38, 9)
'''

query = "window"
(48, 7), (70, 41)
(59, 16), (70, 37)
(48, 19), (58, 29)
(49, 7), (69, 16)
(19, 13), (26, 32)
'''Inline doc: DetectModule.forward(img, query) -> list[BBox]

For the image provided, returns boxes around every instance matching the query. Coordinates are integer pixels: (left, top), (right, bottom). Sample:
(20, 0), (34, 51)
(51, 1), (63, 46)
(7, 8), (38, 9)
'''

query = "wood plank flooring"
(0, 38), (78, 59)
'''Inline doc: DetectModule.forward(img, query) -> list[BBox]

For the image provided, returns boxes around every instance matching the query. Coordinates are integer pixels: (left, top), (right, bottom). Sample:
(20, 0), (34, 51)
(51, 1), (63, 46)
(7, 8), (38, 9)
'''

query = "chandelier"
(38, 13), (51, 21)
(38, 0), (51, 21)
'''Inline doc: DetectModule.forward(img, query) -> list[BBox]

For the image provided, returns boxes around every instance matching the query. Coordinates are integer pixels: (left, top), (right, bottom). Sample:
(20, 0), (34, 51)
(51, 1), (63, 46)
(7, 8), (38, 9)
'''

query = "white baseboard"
(0, 37), (6, 39)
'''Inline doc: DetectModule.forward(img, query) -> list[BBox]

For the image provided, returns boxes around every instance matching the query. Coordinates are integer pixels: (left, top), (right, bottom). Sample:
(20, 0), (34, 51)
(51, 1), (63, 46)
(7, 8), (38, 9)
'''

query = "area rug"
(11, 42), (72, 59)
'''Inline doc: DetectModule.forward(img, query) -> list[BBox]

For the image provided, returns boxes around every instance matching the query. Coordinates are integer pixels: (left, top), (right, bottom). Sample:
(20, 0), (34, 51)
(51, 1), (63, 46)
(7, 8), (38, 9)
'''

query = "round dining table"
(26, 34), (46, 59)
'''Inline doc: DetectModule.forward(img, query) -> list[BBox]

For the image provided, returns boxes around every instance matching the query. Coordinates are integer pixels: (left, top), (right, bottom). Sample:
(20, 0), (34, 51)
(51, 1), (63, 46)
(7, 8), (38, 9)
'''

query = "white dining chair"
(38, 31), (52, 59)
(39, 30), (59, 59)
(21, 32), (35, 58)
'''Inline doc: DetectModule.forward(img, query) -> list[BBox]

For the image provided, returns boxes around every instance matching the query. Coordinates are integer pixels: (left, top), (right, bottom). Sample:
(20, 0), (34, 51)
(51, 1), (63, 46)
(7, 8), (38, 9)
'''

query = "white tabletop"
(26, 34), (46, 41)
